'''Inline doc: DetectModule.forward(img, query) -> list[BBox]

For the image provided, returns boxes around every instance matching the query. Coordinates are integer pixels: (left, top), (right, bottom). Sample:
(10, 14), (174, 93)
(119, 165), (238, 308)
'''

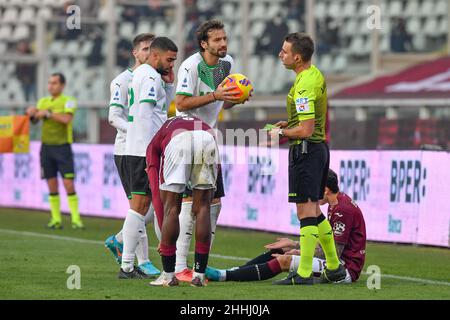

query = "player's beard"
(208, 46), (227, 58)
(157, 67), (169, 76)
(156, 61), (169, 76)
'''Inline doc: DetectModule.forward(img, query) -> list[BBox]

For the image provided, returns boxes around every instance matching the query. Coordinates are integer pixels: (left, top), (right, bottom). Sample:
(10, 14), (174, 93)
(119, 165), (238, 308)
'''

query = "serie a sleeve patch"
(295, 97), (310, 113)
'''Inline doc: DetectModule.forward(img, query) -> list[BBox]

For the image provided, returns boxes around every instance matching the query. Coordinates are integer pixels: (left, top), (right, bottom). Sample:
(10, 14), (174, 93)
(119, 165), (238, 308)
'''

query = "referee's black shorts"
(125, 155), (151, 197)
(288, 141), (329, 203)
(183, 164), (225, 199)
(114, 155), (131, 199)
(40, 143), (75, 180)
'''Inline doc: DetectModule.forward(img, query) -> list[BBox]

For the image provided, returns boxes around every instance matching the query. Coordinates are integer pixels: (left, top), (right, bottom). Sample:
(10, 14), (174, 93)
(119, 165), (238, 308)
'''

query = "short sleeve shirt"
(175, 52), (233, 128)
(286, 65), (327, 144)
(37, 94), (77, 145)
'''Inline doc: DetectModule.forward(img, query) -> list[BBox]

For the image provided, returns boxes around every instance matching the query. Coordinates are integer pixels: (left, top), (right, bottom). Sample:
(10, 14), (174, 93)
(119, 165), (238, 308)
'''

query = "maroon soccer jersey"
(327, 192), (367, 281)
(145, 116), (213, 229)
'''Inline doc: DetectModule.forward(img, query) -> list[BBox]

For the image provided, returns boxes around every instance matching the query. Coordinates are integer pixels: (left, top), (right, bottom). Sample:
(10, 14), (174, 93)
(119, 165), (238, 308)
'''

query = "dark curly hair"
(326, 169), (340, 193)
(196, 20), (225, 52)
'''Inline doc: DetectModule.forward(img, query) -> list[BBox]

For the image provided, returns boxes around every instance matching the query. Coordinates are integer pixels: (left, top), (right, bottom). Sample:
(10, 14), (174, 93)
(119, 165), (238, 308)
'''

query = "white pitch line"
(1, 228), (450, 286)
(367, 273), (450, 287)
(0, 229), (249, 261)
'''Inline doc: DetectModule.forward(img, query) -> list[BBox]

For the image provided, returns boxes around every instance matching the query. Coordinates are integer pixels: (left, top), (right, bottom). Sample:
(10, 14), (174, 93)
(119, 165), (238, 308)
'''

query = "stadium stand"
(2, 0), (448, 101)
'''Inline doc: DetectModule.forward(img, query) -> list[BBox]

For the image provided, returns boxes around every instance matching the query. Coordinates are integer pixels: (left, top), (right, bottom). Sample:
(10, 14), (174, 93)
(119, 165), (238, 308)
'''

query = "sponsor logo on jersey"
(295, 97), (309, 112)
(113, 90), (120, 101)
(333, 221), (346, 236)
(148, 87), (155, 97)
(182, 77), (188, 88)
(65, 100), (76, 109)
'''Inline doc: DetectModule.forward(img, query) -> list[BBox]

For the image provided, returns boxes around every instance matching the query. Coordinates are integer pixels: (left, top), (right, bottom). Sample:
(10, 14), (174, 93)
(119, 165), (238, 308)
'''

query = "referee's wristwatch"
(278, 128), (284, 137)
(45, 110), (52, 119)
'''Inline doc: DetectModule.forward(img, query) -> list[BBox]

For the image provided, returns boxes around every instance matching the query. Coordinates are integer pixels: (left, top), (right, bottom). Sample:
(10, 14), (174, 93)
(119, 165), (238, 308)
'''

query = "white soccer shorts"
(160, 130), (218, 193)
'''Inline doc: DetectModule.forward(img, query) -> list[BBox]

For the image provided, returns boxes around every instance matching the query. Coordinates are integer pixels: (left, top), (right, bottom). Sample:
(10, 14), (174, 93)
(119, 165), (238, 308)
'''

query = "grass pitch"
(0, 208), (449, 300)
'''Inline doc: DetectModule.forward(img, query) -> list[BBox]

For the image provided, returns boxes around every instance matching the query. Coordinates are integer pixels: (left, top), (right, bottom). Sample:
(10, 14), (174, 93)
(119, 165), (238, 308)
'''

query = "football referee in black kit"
(269, 33), (345, 285)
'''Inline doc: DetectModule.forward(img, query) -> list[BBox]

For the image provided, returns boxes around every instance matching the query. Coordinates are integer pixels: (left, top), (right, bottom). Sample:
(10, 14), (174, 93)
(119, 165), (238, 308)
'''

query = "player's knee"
(47, 178), (59, 193)
(164, 205), (180, 219)
(277, 255), (292, 271)
(131, 195), (150, 214)
(63, 180), (75, 194)
(191, 202), (209, 219)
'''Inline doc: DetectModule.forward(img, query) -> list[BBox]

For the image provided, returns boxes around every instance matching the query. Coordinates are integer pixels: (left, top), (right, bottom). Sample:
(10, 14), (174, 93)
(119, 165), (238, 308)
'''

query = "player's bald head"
(284, 32), (314, 62)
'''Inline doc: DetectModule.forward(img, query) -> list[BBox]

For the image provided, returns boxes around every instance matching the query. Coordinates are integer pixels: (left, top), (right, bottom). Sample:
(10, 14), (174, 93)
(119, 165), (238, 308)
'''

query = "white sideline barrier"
(0, 142), (448, 247)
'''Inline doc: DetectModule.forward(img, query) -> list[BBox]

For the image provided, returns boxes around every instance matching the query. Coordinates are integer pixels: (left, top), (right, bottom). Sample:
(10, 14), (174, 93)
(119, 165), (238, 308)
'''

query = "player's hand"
(269, 128), (282, 142)
(284, 249), (300, 256)
(275, 121), (288, 128)
(264, 237), (297, 251)
(214, 82), (241, 103)
(157, 243), (161, 255)
(25, 106), (37, 117)
(271, 253), (283, 258)
(162, 67), (175, 84)
(35, 110), (50, 120)
(240, 90), (253, 105)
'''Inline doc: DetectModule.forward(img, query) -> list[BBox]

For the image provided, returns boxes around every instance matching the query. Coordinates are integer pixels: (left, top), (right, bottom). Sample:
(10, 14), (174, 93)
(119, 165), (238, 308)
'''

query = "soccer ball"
(222, 73), (253, 104)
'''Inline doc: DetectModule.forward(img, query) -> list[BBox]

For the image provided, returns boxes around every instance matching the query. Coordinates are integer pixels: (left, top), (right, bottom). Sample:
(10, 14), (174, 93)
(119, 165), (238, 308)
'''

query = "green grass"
(0, 208), (449, 300)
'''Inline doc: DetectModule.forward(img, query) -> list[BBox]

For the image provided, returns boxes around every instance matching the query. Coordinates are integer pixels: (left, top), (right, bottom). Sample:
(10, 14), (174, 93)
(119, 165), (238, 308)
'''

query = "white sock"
(289, 256), (325, 274)
(192, 271), (205, 280)
(154, 213), (161, 242)
(209, 202), (221, 250)
(116, 204), (153, 245)
(135, 231), (150, 266)
(144, 203), (154, 226)
(115, 230), (123, 243)
(121, 209), (145, 272)
(175, 201), (194, 273)
(135, 205), (154, 265)
(219, 269), (227, 282)
(312, 257), (326, 274)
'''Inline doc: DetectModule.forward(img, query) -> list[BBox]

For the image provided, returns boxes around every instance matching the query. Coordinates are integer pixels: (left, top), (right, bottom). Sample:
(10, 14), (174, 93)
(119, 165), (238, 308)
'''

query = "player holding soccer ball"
(173, 19), (250, 282)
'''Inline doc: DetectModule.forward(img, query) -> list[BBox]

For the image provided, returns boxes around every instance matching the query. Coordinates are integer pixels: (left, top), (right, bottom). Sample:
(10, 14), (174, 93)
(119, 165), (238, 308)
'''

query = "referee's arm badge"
(295, 97), (310, 113)
(65, 99), (77, 111)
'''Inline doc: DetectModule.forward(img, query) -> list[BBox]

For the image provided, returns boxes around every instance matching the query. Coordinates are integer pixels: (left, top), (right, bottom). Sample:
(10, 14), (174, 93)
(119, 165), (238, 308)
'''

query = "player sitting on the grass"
(205, 169), (367, 284)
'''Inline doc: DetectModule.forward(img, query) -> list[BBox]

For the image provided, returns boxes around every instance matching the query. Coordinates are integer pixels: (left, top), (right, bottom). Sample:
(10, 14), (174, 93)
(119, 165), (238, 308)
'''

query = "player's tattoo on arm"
(336, 243), (345, 258)
(314, 243), (344, 260)
(314, 245), (326, 260)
